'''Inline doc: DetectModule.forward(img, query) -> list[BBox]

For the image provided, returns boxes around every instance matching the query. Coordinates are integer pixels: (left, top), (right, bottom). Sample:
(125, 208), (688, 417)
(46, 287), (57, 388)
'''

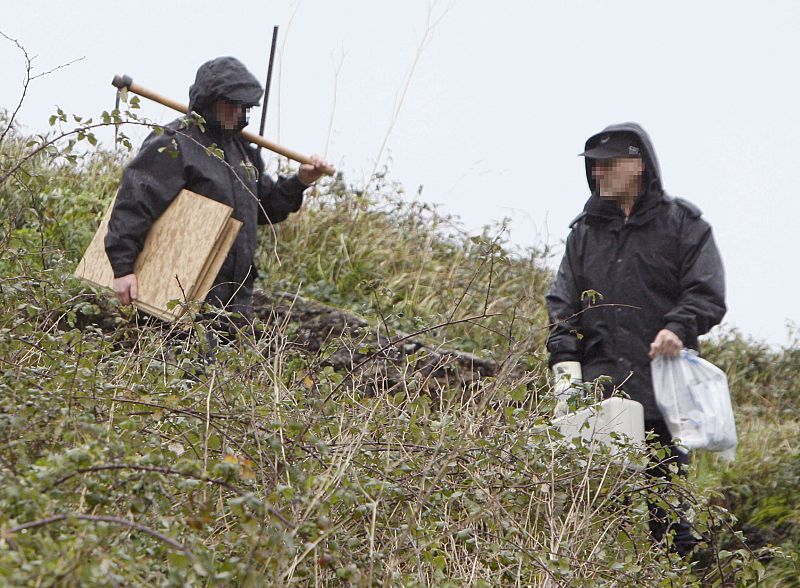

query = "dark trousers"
(644, 419), (698, 556)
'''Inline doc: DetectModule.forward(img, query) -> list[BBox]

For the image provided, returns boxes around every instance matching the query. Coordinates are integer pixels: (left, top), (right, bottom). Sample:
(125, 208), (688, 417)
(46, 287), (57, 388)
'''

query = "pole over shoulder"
(110, 73), (323, 169)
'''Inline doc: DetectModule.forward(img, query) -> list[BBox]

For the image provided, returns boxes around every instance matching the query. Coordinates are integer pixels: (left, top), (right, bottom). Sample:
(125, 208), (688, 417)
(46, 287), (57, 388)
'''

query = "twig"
(447, 228), (506, 323)
(365, 2), (451, 191)
(45, 463), (292, 528)
(318, 311), (502, 406)
(0, 30), (82, 148)
(46, 464), (241, 495)
(5, 513), (189, 553)
(204, 370), (217, 478)
(324, 44), (345, 160)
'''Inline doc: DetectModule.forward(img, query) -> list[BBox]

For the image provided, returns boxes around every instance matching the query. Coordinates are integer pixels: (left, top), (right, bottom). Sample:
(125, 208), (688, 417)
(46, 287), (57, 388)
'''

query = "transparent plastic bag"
(651, 350), (737, 457)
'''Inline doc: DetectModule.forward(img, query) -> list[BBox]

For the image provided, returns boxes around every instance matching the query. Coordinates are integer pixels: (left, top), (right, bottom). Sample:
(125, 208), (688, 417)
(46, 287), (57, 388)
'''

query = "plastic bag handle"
(681, 348), (700, 364)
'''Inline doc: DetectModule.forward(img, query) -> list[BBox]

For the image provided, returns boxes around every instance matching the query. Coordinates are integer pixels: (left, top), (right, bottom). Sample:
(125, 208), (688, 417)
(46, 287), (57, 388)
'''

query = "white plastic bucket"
(554, 397), (646, 469)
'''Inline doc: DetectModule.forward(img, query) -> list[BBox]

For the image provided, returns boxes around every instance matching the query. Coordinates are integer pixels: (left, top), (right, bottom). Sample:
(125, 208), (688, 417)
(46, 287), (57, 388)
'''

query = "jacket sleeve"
(662, 216), (726, 344)
(104, 129), (187, 277)
(546, 229), (584, 367)
(257, 173), (307, 225)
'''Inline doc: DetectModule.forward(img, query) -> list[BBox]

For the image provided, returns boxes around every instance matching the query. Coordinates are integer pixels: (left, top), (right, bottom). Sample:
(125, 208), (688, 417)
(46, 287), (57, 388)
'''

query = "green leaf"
(510, 384), (527, 402)
(206, 434), (221, 450)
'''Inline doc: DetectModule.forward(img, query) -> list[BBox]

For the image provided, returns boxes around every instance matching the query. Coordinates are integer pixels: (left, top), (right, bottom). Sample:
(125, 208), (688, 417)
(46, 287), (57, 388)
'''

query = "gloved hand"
(552, 361), (583, 417)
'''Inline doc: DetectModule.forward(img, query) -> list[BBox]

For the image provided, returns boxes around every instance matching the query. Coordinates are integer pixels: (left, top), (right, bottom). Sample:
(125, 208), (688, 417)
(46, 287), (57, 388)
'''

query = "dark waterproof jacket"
(105, 56), (307, 315)
(546, 123), (726, 419)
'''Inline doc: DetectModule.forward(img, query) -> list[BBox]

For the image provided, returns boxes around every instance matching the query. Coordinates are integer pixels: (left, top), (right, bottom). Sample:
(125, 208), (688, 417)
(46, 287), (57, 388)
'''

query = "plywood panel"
(133, 190), (231, 317)
(75, 202), (115, 288)
(131, 300), (176, 322)
(75, 189), (236, 321)
(191, 217), (243, 302)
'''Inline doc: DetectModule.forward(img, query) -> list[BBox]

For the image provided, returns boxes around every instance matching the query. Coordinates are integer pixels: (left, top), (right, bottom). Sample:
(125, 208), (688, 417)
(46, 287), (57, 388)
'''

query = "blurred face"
(592, 157), (645, 199)
(213, 99), (248, 131)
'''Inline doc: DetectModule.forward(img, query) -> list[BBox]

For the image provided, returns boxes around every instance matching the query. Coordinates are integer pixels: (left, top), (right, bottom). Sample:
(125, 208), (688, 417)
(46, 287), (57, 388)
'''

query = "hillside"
(1, 113), (799, 586)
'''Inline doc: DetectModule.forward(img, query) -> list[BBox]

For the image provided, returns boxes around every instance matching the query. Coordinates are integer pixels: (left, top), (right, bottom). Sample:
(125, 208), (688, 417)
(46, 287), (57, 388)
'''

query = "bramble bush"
(0, 34), (794, 584)
(0, 109), (778, 586)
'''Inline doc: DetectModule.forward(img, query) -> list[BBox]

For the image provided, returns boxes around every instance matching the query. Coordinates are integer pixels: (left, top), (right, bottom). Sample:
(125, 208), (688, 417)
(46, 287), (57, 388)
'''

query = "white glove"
(552, 361), (583, 417)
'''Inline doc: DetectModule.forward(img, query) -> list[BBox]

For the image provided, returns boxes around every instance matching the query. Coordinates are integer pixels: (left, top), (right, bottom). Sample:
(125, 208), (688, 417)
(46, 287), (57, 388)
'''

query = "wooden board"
(75, 203), (116, 289)
(75, 189), (237, 321)
(130, 300), (176, 322)
(192, 217), (243, 302)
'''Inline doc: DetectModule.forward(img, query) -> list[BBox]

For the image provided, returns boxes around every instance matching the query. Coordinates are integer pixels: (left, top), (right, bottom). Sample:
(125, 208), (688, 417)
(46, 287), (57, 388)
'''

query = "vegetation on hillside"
(1, 77), (798, 586)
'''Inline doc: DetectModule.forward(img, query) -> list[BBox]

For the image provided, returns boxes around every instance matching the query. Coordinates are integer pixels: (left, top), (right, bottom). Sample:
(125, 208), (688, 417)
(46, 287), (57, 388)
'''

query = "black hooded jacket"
(546, 123), (726, 419)
(105, 56), (307, 315)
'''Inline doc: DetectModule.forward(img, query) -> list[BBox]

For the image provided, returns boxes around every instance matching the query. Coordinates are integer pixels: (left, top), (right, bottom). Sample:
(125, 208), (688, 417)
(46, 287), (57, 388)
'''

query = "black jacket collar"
(582, 180), (664, 228)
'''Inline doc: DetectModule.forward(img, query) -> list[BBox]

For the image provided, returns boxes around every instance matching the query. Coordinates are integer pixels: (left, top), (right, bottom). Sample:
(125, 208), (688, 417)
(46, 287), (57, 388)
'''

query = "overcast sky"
(2, 1), (798, 347)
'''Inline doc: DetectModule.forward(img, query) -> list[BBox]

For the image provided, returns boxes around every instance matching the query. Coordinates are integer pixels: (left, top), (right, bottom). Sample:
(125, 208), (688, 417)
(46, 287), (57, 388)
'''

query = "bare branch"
(29, 55), (85, 81)
(0, 30), (32, 147)
(5, 513), (189, 553)
(45, 463), (293, 528)
(365, 1), (452, 191)
(0, 30), (84, 147)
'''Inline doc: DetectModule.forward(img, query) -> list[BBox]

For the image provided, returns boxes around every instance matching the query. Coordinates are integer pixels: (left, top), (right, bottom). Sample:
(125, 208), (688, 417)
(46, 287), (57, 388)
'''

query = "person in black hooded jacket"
(546, 122), (726, 553)
(105, 56), (333, 318)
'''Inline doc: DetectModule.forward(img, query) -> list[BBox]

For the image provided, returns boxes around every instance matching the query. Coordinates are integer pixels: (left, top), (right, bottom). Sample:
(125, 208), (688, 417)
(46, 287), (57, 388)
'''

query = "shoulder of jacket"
(568, 211), (587, 228)
(664, 195), (703, 219)
(158, 118), (187, 134)
(142, 119), (188, 144)
(165, 117), (212, 141)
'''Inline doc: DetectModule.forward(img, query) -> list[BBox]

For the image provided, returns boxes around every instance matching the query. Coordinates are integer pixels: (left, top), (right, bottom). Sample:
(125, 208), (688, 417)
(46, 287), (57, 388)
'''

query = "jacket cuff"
(663, 322), (687, 346)
(111, 263), (135, 279)
(287, 173), (310, 192)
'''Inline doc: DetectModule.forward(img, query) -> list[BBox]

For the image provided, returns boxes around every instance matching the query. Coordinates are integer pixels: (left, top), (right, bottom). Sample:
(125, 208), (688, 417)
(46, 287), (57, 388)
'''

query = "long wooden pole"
(111, 74), (319, 168)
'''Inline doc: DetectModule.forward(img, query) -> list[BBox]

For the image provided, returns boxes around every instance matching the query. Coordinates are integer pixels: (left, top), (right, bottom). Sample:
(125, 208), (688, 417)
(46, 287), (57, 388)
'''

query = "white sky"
(2, 1), (798, 347)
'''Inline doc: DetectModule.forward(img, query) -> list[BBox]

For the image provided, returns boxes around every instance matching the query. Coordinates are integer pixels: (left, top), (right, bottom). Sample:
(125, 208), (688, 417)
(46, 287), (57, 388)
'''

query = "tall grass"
(256, 172), (552, 364)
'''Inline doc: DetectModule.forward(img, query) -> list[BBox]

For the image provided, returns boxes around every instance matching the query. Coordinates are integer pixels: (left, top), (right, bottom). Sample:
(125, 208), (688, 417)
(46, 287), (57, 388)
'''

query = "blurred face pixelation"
(213, 99), (248, 131)
(592, 157), (645, 199)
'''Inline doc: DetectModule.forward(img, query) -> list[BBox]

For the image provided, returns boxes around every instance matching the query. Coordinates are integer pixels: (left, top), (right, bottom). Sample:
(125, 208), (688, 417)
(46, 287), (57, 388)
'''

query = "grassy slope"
(0, 123), (797, 585)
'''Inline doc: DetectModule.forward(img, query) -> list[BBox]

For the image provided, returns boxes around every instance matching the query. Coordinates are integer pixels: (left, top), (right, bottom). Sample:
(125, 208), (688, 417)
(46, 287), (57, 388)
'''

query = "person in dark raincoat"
(546, 122), (726, 554)
(105, 56), (333, 318)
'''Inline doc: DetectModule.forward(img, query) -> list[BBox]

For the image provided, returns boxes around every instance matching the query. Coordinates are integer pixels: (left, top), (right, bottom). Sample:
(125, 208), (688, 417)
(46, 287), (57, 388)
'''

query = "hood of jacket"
(580, 122), (665, 222)
(188, 57), (263, 118)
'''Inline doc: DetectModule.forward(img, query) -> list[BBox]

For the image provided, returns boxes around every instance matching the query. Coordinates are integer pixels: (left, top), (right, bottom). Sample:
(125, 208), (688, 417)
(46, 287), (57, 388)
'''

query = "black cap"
(580, 133), (643, 159)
